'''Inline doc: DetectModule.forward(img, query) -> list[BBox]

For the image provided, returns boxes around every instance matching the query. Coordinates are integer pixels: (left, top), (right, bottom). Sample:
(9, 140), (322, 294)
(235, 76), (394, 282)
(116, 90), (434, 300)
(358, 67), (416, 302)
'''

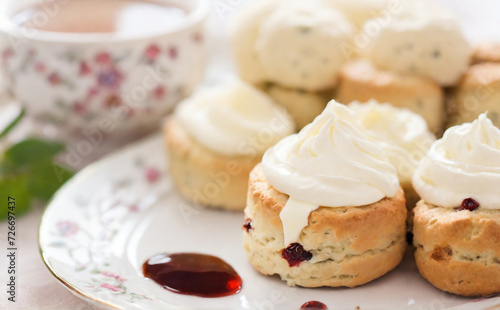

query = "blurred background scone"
(471, 43), (500, 64)
(412, 114), (500, 296)
(164, 81), (294, 211)
(362, 1), (471, 86)
(230, 0), (282, 84)
(231, 0), (353, 128)
(348, 100), (436, 210)
(337, 59), (445, 134)
(244, 101), (406, 287)
(258, 83), (333, 129)
(448, 62), (500, 129)
(325, 0), (392, 28)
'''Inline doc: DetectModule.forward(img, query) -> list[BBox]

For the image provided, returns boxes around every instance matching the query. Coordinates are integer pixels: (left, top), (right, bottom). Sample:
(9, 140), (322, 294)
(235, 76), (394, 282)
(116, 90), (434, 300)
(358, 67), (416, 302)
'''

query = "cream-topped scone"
(363, 2), (471, 86)
(412, 113), (500, 296)
(349, 100), (436, 209)
(243, 100), (407, 287)
(164, 80), (294, 211)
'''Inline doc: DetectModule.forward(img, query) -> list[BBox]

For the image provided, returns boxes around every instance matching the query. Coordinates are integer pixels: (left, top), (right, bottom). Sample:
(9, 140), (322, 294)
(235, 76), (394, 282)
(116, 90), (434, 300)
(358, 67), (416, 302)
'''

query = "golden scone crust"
(413, 201), (500, 296)
(471, 43), (500, 65)
(336, 59), (445, 135)
(259, 83), (333, 129)
(164, 117), (260, 211)
(243, 164), (407, 287)
(448, 63), (500, 128)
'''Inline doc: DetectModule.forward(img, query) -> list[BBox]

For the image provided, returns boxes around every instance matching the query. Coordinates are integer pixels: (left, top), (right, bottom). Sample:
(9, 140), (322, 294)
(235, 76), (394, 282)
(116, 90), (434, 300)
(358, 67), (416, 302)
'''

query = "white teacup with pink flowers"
(0, 0), (209, 136)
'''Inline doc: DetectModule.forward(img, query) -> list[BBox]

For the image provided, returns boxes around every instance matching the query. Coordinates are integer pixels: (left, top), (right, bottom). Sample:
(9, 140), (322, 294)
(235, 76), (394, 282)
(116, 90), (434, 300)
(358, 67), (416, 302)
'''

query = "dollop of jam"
(243, 218), (253, 232)
(458, 198), (480, 211)
(281, 243), (312, 267)
(300, 301), (328, 309)
(143, 253), (242, 298)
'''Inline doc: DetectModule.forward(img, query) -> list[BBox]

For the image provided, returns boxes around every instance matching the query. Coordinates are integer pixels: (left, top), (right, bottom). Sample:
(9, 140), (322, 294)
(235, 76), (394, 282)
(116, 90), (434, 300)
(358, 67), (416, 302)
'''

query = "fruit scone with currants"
(412, 113), (500, 296)
(243, 100), (407, 287)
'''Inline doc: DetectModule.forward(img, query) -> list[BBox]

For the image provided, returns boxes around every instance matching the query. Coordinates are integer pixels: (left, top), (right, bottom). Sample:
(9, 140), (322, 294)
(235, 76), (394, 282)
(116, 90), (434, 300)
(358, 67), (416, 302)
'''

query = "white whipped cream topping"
(175, 81), (295, 157)
(262, 101), (399, 245)
(349, 100), (436, 184)
(413, 113), (500, 209)
(364, 1), (471, 86)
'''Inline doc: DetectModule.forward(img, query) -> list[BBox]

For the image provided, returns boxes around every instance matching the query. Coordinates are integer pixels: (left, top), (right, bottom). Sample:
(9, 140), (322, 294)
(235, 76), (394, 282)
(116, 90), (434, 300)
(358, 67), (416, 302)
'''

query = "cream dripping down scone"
(337, 59), (445, 134)
(348, 100), (436, 210)
(412, 114), (500, 296)
(243, 101), (406, 287)
(164, 80), (294, 211)
(231, 0), (354, 91)
(363, 2), (471, 86)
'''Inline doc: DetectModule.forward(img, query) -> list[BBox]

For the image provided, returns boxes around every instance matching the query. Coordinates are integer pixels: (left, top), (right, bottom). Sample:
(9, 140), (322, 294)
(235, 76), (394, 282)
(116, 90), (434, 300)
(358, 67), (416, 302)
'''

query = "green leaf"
(4, 138), (65, 167)
(0, 136), (74, 220)
(0, 173), (32, 220)
(0, 106), (25, 139)
(28, 163), (73, 200)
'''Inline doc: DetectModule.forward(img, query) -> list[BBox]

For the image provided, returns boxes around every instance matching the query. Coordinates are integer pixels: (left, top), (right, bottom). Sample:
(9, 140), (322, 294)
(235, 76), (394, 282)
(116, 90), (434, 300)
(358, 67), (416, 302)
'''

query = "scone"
(259, 83), (333, 129)
(337, 59), (445, 134)
(229, 0), (282, 84)
(231, 0), (354, 91)
(471, 43), (500, 64)
(348, 100), (436, 210)
(243, 101), (407, 287)
(362, 1), (471, 86)
(448, 63), (500, 128)
(164, 81), (294, 211)
(412, 113), (500, 296)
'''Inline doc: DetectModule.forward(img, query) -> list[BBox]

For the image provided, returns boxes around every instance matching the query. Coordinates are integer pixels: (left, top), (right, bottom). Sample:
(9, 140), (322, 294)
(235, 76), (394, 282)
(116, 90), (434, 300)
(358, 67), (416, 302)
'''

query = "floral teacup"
(0, 0), (209, 136)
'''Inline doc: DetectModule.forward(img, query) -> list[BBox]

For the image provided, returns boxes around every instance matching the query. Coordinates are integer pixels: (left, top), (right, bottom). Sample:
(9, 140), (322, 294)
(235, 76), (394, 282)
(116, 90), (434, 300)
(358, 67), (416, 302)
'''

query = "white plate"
(39, 134), (500, 310)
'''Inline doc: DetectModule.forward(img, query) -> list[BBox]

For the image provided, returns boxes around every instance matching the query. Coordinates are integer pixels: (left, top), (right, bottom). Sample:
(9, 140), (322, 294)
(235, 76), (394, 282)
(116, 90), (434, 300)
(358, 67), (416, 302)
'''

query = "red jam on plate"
(143, 253), (242, 298)
(300, 300), (328, 309)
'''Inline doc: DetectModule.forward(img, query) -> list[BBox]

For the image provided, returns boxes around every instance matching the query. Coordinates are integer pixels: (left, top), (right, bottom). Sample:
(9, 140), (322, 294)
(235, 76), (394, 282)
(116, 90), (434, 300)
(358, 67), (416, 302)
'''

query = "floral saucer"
(39, 134), (500, 309)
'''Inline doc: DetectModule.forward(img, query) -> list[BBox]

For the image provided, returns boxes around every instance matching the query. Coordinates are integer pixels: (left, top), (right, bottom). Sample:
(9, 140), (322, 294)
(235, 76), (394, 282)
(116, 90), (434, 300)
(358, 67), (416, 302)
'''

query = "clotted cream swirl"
(175, 80), (295, 157)
(413, 113), (500, 209)
(262, 101), (399, 245)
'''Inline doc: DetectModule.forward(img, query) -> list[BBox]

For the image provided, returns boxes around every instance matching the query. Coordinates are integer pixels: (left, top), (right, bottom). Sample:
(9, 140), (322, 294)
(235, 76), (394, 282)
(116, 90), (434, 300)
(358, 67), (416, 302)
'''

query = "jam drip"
(281, 243), (312, 267)
(143, 253), (242, 298)
(300, 301), (328, 309)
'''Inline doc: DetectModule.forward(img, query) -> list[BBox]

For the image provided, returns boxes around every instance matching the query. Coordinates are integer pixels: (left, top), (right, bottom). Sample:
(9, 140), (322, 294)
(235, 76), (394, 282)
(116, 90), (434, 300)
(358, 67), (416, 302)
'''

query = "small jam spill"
(457, 198), (480, 211)
(243, 218), (253, 232)
(300, 301), (328, 309)
(282, 243), (313, 267)
(142, 253), (242, 298)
